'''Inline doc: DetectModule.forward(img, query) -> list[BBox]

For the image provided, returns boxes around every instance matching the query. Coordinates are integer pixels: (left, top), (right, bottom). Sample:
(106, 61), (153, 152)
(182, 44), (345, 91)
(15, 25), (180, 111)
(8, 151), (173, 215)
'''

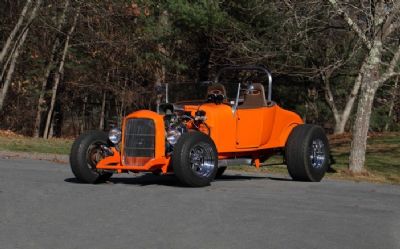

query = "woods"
(0, 0), (399, 173)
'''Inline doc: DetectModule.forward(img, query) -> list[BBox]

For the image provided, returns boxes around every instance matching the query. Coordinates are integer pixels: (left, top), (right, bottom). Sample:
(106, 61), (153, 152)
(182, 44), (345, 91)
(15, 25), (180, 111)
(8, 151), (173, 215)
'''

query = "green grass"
(228, 133), (400, 184)
(0, 135), (72, 155)
(328, 132), (400, 184)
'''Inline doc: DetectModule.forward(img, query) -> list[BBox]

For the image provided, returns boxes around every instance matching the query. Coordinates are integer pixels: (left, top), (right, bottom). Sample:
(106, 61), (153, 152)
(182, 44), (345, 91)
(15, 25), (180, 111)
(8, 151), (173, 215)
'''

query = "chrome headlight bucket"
(166, 129), (182, 145)
(108, 128), (122, 144)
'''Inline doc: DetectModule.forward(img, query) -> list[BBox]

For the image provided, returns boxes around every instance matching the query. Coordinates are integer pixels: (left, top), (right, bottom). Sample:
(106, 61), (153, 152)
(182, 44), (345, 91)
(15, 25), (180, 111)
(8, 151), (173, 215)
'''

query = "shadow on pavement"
(65, 172), (292, 187)
(217, 174), (291, 182)
(64, 174), (183, 187)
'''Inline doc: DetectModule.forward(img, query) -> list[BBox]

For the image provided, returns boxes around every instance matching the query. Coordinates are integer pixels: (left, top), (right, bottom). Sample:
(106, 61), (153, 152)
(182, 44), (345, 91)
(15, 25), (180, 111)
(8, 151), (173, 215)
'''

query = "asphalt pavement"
(0, 158), (399, 249)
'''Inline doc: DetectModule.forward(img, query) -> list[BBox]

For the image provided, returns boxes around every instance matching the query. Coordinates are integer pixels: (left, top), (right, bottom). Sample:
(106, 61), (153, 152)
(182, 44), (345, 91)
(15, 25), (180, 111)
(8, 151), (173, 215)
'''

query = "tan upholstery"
(239, 83), (268, 109)
(206, 83), (227, 98)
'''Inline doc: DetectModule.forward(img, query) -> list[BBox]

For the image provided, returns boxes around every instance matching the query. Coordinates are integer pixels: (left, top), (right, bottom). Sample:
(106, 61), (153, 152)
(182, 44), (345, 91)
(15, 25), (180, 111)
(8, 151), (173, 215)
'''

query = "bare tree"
(33, 0), (70, 137)
(328, 0), (400, 173)
(385, 76), (399, 131)
(43, 7), (79, 139)
(0, 0), (42, 111)
(0, 0), (32, 65)
(0, 30), (29, 110)
(321, 61), (363, 134)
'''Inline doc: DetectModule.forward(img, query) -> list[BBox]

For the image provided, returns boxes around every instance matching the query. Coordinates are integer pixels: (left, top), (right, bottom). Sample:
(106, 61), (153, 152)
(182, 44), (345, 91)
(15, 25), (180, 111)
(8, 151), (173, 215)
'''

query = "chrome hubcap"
(309, 139), (326, 169)
(189, 142), (216, 177)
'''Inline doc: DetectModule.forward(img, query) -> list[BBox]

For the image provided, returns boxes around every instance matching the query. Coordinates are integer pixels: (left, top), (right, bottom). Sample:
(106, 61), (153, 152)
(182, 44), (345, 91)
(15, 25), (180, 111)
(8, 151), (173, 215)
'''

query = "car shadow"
(217, 174), (292, 182)
(64, 174), (184, 187)
(65, 172), (292, 187)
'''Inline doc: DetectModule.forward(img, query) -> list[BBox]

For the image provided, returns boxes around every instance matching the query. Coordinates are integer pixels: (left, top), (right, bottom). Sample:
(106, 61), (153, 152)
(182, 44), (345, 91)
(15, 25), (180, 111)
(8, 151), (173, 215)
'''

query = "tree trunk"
(81, 96), (87, 133)
(99, 91), (106, 130)
(0, 0), (41, 111)
(0, 29), (29, 111)
(322, 67), (363, 134)
(43, 8), (79, 138)
(384, 77), (399, 131)
(348, 41), (382, 173)
(48, 119), (54, 139)
(0, 0), (32, 65)
(0, 0), (41, 83)
(349, 81), (379, 173)
(33, 0), (70, 138)
(327, 0), (400, 173)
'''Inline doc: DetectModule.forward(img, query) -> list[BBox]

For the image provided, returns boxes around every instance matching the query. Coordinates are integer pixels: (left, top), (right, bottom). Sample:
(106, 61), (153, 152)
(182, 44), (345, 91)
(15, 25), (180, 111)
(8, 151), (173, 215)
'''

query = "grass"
(0, 130), (72, 155)
(0, 130), (399, 184)
(327, 132), (400, 184)
(227, 132), (400, 184)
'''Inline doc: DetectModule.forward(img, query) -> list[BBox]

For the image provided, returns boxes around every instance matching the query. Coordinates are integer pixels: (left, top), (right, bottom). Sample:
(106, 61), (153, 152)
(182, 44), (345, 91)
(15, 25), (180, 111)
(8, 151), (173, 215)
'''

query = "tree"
(327, 0), (400, 173)
(33, 0), (70, 138)
(0, 0), (42, 111)
(385, 76), (399, 131)
(43, 6), (80, 139)
(0, 0), (32, 65)
(281, 0), (365, 134)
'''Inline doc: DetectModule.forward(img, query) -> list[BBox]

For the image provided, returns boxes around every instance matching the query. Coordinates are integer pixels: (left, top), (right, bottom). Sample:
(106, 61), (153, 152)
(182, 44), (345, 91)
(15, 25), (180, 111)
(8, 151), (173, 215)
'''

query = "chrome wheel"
(309, 139), (326, 169)
(189, 142), (216, 178)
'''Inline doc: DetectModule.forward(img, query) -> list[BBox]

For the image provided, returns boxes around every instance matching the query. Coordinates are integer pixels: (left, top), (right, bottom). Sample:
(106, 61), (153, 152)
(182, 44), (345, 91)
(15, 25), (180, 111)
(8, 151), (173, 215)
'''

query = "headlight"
(166, 129), (181, 145)
(108, 128), (122, 144)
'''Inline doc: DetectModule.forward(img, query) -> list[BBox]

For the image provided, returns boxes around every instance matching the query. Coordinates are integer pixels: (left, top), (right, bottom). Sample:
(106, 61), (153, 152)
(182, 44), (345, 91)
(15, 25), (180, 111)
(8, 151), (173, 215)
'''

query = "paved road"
(0, 158), (399, 249)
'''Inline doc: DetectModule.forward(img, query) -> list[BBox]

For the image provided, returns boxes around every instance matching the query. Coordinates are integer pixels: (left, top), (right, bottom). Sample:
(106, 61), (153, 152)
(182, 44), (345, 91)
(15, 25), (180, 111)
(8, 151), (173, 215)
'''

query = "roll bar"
(214, 65), (273, 101)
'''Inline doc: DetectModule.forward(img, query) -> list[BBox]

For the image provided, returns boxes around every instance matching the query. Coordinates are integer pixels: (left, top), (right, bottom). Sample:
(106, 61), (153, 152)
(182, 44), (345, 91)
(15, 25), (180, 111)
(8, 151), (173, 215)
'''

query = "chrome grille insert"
(123, 118), (155, 166)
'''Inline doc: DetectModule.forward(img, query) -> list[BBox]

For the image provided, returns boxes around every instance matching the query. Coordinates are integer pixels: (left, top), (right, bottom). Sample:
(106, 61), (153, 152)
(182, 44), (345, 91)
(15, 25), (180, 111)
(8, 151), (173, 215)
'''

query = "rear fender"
(265, 106), (303, 148)
(279, 123), (300, 146)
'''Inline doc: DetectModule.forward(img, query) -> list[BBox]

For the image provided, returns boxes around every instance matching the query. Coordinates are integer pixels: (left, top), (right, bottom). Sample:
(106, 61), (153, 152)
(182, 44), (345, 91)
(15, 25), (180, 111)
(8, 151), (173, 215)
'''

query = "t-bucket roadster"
(70, 65), (330, 187)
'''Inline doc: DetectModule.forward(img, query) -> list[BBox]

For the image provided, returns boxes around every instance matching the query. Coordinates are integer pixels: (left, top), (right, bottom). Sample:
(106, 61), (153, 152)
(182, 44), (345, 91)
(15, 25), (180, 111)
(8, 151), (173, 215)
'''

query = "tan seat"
(239, 83), (268, 109)
(206, 83), (227, 98)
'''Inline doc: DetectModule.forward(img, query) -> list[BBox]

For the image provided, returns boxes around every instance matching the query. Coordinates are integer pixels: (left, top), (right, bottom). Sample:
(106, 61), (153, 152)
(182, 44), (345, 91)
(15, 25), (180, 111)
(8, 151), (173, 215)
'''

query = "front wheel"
(285, 124), (330, 182)
(172, 131), (218, 187)
(215, 166), (227, 178)
(70, 131), (113, 183)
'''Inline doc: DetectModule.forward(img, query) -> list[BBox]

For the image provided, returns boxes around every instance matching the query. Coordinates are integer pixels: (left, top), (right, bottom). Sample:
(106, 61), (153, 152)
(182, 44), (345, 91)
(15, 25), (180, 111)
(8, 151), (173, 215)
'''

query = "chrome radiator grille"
(123, 118), (155, 165)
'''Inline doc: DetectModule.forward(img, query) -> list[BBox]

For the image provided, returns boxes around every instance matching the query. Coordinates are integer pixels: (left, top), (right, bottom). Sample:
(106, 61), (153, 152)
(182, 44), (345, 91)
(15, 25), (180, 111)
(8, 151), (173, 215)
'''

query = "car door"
(235, 106), (276, 149)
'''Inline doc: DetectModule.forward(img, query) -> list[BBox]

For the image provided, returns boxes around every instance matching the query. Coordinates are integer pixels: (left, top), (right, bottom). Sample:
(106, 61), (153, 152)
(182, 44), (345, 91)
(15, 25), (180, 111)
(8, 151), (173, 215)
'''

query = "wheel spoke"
(309, 139), (326, 169)
(189, 142), (216, 177)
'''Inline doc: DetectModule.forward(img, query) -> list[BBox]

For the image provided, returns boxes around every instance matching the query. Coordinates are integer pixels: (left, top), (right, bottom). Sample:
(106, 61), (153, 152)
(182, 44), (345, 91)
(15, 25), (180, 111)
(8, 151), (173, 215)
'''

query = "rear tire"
(173, 131), (218, 187)
(285, 124), (329, 182)
(70, 131), (113, 183)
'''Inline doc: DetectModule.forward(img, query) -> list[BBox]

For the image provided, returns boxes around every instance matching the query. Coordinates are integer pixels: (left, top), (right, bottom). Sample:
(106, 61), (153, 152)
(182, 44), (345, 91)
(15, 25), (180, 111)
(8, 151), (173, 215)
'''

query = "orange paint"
(96, 100), (303, 173)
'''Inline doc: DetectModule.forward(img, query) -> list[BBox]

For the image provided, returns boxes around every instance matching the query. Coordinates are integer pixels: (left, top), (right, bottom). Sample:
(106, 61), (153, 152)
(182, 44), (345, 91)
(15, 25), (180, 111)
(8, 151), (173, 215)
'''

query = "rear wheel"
(172, 131), (218, 187)
(285, 124), (329, 182)
(70, 131), (113, 183)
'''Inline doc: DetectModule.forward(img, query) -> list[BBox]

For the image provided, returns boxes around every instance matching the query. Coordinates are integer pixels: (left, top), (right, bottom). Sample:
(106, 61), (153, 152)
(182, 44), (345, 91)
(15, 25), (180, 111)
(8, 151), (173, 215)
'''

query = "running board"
(218, 158), (252, 167)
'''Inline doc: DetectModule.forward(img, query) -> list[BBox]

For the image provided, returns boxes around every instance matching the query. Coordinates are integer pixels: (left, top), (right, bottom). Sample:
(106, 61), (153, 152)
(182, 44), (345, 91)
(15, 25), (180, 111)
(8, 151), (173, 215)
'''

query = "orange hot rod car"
(70, 65), (330, 187)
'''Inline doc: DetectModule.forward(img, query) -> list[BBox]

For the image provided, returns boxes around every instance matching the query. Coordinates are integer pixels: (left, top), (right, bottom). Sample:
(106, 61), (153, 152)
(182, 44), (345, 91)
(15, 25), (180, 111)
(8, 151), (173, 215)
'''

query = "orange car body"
(96, 102), (303, 173)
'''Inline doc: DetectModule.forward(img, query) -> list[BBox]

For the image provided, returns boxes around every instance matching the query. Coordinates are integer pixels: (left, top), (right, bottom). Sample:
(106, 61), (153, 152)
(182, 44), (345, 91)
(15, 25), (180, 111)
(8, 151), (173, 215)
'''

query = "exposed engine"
(162, 104), (209, 154)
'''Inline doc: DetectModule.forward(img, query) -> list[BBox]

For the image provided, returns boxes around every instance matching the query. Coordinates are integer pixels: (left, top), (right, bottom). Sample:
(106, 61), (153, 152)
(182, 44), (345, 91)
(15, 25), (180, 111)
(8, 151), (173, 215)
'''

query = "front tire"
(70, 131), (113, 183)
(172, 131), (218, 187)
(216, 166), (227, 178)
(285, 124), (329, 182)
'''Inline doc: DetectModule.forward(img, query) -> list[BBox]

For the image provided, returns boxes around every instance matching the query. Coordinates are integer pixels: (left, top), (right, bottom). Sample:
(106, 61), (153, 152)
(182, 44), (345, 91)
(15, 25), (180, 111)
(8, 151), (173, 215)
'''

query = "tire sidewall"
(173, 131), (218, 187)
(286, 125), (330, 182)
(70, 131), (112, 183)
(302, 126), (330, 181)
